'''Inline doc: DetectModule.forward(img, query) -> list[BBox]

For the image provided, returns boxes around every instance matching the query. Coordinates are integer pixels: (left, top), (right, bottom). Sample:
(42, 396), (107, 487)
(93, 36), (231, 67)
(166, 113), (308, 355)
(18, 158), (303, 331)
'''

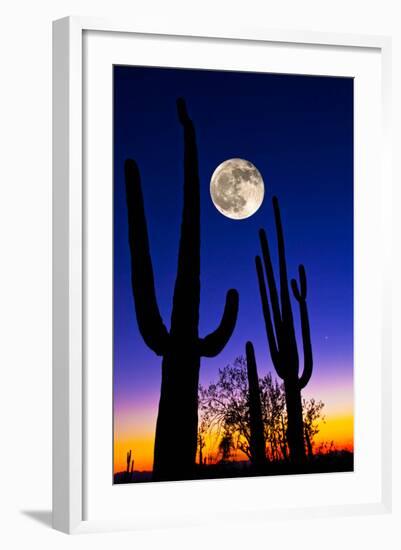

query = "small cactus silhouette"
(255, 197), (313, 463)
(126, 450), (132, 472)
(125, 449), (134, 481)
(245, 341), (267, 468)
(125, 99), (239, 481)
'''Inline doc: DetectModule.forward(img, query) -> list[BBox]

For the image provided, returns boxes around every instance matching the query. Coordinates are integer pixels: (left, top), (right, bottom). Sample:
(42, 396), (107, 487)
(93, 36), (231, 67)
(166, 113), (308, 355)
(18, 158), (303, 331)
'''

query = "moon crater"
(210, 159), (264, 220)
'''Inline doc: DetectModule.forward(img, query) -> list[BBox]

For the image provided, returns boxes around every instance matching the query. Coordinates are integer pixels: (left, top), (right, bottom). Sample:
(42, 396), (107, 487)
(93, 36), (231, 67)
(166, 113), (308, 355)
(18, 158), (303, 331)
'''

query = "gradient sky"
(113, 66), (354, 472)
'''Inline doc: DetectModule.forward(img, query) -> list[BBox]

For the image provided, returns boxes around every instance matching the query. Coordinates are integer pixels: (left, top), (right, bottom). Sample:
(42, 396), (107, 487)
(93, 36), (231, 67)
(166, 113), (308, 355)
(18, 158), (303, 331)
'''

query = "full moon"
(210, 158), (265, 220)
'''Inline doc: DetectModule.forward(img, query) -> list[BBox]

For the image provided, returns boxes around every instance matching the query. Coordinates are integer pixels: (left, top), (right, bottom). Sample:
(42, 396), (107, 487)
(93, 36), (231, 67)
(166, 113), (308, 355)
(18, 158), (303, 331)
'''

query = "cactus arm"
(259, 228), (282, 331)
(291, 265), (313, 389)
(199, 289), (239, 357)
(125, 159), (169, 356)
(272, 197), (295, 324)
(272, 197), (299, 372)
(298, 302), (313, 389)
(255, 256), (284, 378)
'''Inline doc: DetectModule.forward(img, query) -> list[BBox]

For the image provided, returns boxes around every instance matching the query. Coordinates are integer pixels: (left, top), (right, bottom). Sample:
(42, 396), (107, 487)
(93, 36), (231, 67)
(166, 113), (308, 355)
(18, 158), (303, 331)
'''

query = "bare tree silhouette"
(199, 357), (251, 460)
(199, 356), (324, 466)
(124, 99), (239, 481)
(197, 415), (208, 466)
(260, 374), (288, 461)
(303, 398), (325, 458)
(218, 433), (233, 463)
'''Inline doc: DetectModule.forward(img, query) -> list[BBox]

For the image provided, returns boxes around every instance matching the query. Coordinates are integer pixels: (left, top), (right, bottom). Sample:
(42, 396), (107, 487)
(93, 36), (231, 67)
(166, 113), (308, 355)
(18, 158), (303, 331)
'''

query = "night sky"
(113, 65), (354, 471)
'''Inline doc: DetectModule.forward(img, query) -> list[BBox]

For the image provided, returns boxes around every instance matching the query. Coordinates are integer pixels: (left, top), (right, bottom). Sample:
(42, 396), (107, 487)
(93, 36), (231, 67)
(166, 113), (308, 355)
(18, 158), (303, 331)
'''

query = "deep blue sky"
(113, 65), (353, 413)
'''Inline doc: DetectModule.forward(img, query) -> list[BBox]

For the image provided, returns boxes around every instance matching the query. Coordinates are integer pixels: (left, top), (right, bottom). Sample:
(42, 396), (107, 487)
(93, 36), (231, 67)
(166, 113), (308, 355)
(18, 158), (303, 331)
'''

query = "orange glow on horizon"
(114, 435), (154, 473)
(313, 413), (354, 451)
(113, 412), (354, 474)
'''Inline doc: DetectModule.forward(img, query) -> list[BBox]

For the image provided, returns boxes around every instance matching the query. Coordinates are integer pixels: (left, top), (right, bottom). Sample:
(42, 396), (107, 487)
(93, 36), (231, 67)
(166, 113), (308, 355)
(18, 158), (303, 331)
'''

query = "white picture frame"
(52, 16), (392, 534)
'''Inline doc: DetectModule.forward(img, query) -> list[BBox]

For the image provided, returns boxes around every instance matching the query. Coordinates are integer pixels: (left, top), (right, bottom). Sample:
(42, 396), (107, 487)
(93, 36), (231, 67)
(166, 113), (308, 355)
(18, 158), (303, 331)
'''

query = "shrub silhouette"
(124, 99), (239, 481)
(218, 433), (233, 463)
(255, 197), (313, 463)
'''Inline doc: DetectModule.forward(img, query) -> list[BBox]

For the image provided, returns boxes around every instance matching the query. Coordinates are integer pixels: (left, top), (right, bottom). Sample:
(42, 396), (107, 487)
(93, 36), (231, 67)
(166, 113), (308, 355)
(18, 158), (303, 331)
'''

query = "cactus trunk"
(255, 197), (313, 464)
(283, 378), (305, 464)
(153, 352), (200, 480)
(245, 342), (267, 468)
(125, 99), (239, 481)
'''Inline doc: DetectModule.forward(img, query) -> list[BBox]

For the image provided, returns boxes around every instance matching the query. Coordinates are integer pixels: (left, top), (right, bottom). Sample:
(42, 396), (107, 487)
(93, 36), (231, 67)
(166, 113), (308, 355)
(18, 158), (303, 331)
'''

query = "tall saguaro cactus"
(245, 341), (267, 468)
(125, 99), (239, 481)
(255, 197), (313, 464)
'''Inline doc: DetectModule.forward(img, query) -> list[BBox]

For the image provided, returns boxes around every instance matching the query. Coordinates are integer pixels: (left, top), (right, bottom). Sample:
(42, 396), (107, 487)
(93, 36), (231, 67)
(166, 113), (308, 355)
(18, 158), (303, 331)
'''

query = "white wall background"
(0, 1), (399, 547)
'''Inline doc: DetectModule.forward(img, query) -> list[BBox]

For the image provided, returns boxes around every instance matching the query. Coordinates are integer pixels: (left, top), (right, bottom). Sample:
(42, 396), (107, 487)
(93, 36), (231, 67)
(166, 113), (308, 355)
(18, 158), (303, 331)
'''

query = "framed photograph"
(52, 17), (392, 534)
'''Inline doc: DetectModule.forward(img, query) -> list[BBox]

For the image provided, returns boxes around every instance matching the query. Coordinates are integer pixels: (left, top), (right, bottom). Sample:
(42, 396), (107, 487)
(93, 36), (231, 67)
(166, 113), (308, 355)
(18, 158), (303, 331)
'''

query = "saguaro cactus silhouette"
(126, 449), (132, 473)
(245, 341), (267, 468)
(124, 99), (239, 481)
(255, 197), (313, 464)
(126, 450), (134, 481)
